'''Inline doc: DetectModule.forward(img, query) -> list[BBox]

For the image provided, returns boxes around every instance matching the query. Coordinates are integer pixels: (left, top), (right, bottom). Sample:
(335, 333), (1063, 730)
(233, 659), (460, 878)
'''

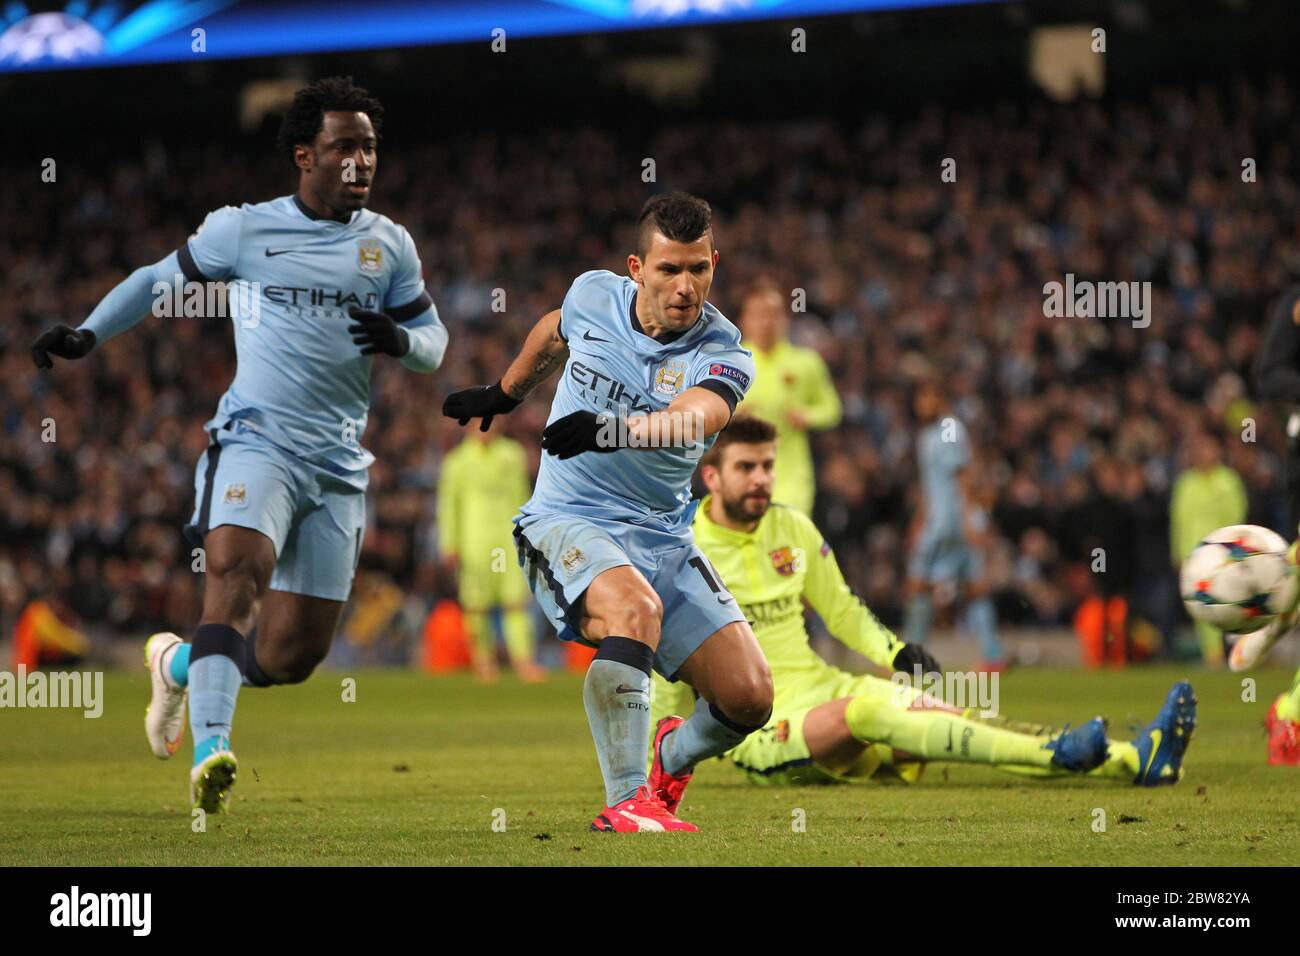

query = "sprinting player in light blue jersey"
(444, 193), (773, 832)
(904, 378), (1005, 669)
(30, 77), (448, 815)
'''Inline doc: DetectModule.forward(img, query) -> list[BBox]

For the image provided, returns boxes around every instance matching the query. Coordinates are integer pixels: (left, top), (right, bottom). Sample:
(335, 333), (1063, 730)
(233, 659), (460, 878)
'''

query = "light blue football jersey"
(918, 416), (970, 539)
(520, 270), (755, 535)
(179, 195), (438, 488)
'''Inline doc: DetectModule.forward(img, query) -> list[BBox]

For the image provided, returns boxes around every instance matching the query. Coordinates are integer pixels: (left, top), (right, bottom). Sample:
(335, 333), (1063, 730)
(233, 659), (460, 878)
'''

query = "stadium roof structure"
(0, 0), (991, 73)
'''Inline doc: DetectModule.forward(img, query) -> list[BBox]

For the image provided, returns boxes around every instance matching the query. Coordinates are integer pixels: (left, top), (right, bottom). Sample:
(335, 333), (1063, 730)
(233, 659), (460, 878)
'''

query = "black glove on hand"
(892, 642), (942, 677)
(442, 381), (523, 432)
(32, 325), (96, 370)
(348, 307), (409, 358)
(541, 410), (617, 459)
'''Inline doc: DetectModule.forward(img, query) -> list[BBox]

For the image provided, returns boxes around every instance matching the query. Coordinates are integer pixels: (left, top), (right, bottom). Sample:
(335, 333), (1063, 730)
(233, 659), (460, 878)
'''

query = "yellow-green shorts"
(650, 666), (923, 786)
(458, 549), (530, 611)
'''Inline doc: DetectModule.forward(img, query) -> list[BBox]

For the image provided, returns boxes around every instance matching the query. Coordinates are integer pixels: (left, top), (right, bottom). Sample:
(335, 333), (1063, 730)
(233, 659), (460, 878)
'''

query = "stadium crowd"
(4, 75), (1299, 660)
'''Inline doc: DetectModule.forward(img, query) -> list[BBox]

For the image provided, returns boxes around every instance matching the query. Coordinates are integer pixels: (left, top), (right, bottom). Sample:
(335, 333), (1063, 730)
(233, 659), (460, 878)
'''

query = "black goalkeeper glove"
(541, 410), (618, 459)
(892, 642), (942, 677)
(347, 306), (410, 358)
(32, 325), (97, 370)
(442, 381), (523, 432)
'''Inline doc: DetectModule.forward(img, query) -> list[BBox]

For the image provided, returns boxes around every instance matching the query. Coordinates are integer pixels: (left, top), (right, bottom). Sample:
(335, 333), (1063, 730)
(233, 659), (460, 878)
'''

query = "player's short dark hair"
(636, 192), (714, 258)
(276, 76), (384, 162)
(701, 414), (778, 469)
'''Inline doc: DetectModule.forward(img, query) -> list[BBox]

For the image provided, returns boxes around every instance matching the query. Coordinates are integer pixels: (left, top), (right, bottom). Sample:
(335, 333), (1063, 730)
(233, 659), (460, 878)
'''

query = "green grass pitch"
(2, 665), (1296, 866)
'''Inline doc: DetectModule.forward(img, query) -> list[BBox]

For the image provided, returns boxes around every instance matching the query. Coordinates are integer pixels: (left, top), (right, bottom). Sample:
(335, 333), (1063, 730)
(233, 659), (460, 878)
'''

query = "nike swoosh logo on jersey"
(583, 330), (609, 342)
(264, 248), (302, 257)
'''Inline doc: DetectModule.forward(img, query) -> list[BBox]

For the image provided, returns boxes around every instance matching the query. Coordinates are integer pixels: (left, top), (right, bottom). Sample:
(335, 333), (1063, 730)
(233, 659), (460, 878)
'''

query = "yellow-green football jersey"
(691, 494), (901, 678)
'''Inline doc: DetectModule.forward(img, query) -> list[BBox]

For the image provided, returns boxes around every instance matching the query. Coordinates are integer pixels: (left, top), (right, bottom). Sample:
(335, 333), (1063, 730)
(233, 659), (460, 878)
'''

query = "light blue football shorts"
(185, 424), (366, 602)
(512, 510), (746, 680)
(908, 527), (983, 586)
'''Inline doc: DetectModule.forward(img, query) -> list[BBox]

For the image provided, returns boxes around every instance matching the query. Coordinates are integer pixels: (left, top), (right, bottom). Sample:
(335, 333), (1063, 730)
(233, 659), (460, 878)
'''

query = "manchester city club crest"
(560, 546), (588, 575)
(654, 360), (685, 395)
(357, 239), (383, 274)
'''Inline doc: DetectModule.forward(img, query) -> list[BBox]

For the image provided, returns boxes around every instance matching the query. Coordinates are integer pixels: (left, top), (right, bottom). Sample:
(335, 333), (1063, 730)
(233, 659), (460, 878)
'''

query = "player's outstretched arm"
(540, 384), (732, 459)
(31, 250), (186, 370)
(442, 308), (567, 430)
(800, 514), (940, 675)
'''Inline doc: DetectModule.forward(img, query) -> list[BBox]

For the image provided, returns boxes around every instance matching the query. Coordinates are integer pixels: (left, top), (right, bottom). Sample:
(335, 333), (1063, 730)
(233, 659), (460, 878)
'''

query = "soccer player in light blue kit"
(904, 378), (1005, 669)
(30, 78), (448, 813)
(444, 193), (774, 832)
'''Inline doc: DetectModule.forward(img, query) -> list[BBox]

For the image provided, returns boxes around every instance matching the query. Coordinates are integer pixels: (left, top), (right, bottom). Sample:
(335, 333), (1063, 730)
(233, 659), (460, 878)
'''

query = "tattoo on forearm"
(507, 350), (565, 399)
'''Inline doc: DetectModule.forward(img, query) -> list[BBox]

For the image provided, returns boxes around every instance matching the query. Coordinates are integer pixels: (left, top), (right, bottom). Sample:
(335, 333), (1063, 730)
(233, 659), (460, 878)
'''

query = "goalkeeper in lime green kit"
(438, 419), (543, 682)
(649, 416), (1196, 794)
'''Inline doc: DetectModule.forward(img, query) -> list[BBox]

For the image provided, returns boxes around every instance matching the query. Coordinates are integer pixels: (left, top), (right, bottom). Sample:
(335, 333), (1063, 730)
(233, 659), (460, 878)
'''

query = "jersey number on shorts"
(689, 556), (731, 601)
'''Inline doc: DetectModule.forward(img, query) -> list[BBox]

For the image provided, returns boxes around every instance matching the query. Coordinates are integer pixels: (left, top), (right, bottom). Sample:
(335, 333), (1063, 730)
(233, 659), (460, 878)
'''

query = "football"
(1180, 525), (1299, 634)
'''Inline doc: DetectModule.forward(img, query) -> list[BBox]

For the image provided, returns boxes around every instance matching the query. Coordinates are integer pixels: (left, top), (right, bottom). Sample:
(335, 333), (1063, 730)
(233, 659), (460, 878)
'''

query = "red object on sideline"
(422, 599), (473, 673)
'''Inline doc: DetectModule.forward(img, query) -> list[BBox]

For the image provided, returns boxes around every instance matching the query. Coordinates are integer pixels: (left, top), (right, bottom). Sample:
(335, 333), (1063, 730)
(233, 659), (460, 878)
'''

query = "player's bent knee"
(717, 666), (774, 730)
(843, 695), (885, 738)
(605, 590), (663, 641)
(259, 643), (328, 685)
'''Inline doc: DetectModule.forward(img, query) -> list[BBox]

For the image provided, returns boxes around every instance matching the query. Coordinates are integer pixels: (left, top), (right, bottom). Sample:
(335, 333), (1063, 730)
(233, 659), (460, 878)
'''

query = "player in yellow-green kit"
(438, 418), (543, 682)
(736, 283), (840, 515)
(1171, 431), (1248, 664)
(649, 416), (1197, 797)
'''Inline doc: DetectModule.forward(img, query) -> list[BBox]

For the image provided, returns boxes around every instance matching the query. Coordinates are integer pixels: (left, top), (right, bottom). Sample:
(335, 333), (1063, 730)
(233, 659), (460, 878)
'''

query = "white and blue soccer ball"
(1180, 525), (1299, 634)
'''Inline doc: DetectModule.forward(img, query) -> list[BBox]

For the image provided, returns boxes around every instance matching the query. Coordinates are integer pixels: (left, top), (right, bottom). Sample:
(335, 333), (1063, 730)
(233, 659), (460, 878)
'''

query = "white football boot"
(144, 632), (188, 758)
(1230, 605), (1298, 672)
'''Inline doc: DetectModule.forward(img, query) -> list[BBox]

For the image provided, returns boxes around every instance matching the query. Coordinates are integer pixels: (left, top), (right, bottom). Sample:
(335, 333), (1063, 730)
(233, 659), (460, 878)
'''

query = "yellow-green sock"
(464, 609), (495, 668)
(991, 741), (1135, 779)
(502, 607), (534, 669)
(1277, 667), (1300, 722)
(845, 695), (1055, 768)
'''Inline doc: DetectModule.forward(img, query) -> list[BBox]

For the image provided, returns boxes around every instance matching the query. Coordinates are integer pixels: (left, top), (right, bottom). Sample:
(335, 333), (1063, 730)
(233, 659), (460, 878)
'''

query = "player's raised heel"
(190, 747), (238, 814)
(144, 632), (187, 759)
(648, 715), (694, 814)
(1132, 680), (1197, 786)
(590, 785), (699, 832)
(1045, 717), (1109, 772)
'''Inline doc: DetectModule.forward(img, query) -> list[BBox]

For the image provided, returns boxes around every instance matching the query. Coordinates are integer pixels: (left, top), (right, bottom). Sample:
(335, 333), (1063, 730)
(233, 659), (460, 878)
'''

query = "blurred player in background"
(31, 77), (449, 812)
(736, 282), (841, 515)
(1232, 288), (1300, 763)
(444, 193), (772, 832)
(1170, 430), (1247, 665)
(651, 417), (1196, 788)
(904, 378), (1004, 669)
(437, 417), (543, 682)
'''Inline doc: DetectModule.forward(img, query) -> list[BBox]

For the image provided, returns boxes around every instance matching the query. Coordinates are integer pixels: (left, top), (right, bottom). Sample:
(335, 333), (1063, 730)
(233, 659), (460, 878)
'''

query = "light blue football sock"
(193, 734), (231, 764)
(583, 637), (653, 807)
(166, 642), (190, 688)
(660, 695), (755, 776)
(188, 624), (246, 766)
(965, 596), (1004, 662)
(905, 593), (934, 644)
